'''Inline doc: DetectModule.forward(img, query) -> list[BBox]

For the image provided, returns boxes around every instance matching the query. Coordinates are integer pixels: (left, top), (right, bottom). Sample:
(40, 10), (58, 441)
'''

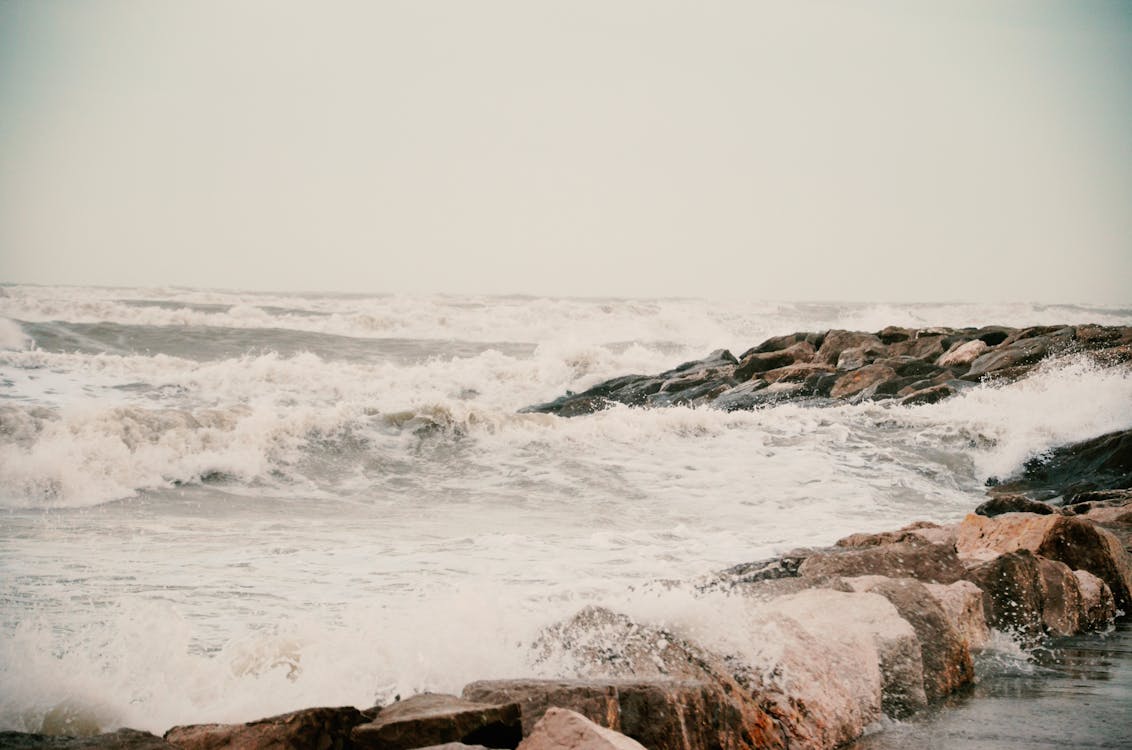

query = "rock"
(987, 429), (1132, 500)
(962, 550), (1046, 639)
(531, 607), (789, 748)
(516, 708), (646, 750)
(899, 383), (956, 406)
(798, 542), (967, 584)
(350, 694), (521, 750)
(844, 577), (973, 701)
(923, 580), (991, 651)
(165, 706), (367, 750)
(1036, 557), (1085, 636)
(955, 512), (1132, 610)
(413, 745), (492, 750)
(1073, 570), (1117, 630)
(0, 730), (176, 749)
(734, 342), (815, 380)
(744, 331), (826, 356)
(835, 522), (955, 549)
(708, 380), (770, 411)
(937, 339), (988, 367)
(964, 336), (1056, 380)
(828, 364), (897, 400)
(760, 362), (836, 385)
(974, 495), (1056, 517)
(463, 680), (749, 750)
(814, 331), (884, 366)
(835, 345), (887, 372)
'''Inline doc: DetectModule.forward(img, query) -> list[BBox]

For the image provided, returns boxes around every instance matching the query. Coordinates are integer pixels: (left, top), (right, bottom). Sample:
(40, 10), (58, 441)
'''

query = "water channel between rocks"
(847, 619), (1132, 750)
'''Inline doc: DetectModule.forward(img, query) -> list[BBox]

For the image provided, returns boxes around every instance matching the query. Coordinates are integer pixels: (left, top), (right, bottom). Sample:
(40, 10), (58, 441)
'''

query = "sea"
(2, 284), (1131, 737)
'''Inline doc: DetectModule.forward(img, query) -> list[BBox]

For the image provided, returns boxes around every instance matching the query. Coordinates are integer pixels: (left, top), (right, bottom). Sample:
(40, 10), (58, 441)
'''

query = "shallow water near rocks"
(847, 620), (1132, 750)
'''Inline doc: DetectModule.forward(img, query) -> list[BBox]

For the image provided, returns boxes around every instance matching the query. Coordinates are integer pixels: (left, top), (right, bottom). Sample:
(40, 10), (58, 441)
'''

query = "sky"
(1, 0), (1130, 303)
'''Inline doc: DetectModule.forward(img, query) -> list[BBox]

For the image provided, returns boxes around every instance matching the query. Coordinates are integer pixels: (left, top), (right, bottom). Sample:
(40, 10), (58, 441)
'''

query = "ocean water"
(2, 284), (1131, 736)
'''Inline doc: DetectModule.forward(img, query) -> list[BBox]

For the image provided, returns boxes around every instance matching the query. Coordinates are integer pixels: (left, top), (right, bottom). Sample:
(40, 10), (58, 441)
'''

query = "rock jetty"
(5, 432), (1131, 748)
(521, 324), (1132, 415)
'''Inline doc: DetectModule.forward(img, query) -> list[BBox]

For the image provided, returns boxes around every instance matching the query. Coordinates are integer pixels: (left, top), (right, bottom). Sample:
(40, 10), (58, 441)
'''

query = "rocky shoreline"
(521, 324), (1132, 415)
(5, 328), (1131, 750)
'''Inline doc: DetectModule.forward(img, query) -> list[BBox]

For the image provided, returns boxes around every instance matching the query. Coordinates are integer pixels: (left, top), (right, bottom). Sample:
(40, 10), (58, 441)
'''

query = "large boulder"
(956, 512), (1132, 610)
(165, 707), (367, 750)
(516, 708), (646, 750)
(923, 580), (991, 651)
(1074, 570), (1117, 630)
(1035, 557), (1085, 637)
(962, 550), (1047, 639)
(463, 680), (750, 750)
(844, 577), (973, 701)
(797, 542), (967, 584)
(350, 694), (521, 750)
(985, 429), (1132, 499)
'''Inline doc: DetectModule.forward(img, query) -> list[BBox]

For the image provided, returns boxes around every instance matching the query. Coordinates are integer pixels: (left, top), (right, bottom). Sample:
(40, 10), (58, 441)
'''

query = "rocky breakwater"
(7, 431), (1131, 750)
(521, 324), (1132, 415)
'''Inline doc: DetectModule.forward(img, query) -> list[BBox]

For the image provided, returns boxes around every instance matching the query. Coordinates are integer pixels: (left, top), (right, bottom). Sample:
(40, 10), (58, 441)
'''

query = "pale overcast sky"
(1, 1), (1130, 303)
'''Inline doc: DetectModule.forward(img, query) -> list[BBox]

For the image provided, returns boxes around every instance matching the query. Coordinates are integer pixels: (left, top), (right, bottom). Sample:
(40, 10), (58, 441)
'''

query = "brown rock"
(963, 550), (1046, 639)
(955, 512), (1132, 609)
(760, 362), (836, 385)
(0, 729), (176, 749)
(937, 339), (989, 367)
(1036, 557), (1084, 637)
(350, 694), (521, 750)
(516, 708), (646, 750)
(463, 680), (750, 750)
(798, 542), (967, 584)
(829, 364), (897, 400)
(165, 707), (366, 750)
(974, 495), (1056, 517)
(888, 333), (948, 360)
(923, 580), (990, 651)
(964, 337), (1052, 379)
(836, 522), (954, 549)
(899, 384), (956, 406)
(814, 330), (884, 366)
(1073, 570), (1117, 630)
(845, 577), (973, 701)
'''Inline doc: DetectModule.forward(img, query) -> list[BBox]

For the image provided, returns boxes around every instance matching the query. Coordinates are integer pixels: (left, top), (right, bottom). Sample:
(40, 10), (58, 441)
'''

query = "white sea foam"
(1, 285), (1130, 735)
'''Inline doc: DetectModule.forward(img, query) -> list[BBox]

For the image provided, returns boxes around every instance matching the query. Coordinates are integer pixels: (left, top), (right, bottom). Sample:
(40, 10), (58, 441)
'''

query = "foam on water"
(2, 285), (1131, 735)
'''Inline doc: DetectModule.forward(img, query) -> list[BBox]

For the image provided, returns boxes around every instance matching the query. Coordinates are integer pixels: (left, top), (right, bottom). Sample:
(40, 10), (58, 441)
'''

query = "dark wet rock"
(974, 495), (1057, 517)
(986, 429), (1132, 500)
(734, 341), (815, 380)
(520, 325), (1132, 416)
(463, 680), (748, 750)
(1074, 570), (1117, 630)
(1036, 557), (1085, 636)
(350, 694), (521, 750)
(846, 577), (974, 702)
(702, 553), (808, 591)
(797, 542), (967, 584)
(0, 730), (175, 750)
(899, 383), (955, 406)
(963, 550), (1047, 639)
(165, 707), (367, 750)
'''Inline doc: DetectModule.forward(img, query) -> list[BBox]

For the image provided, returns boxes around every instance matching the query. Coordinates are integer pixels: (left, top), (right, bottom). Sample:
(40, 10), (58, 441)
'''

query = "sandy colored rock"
(937, 339), (988, 367)
(1073, 570), (1117, 630)
(798, 541), (966, 584)
(923, 580), (991, 651)
(517, 708), (646, 750)
(955, 512), (1132, 609)
(351, 694), (521, 750)
(829, 364), (897, 399)
(165, 707), (366, 750)
(1035, 557), (1085, 636)
(844, 577), (973, 701)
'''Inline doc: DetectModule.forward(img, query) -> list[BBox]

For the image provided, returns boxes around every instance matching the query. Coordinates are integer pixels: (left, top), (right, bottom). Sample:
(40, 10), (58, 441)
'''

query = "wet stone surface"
(845, 619), (1132, 749)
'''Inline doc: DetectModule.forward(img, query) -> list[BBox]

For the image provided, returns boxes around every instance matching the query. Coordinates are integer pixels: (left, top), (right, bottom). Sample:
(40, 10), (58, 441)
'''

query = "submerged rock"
(0, 730), (175, 749)
(986, 428), (1132, 501)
